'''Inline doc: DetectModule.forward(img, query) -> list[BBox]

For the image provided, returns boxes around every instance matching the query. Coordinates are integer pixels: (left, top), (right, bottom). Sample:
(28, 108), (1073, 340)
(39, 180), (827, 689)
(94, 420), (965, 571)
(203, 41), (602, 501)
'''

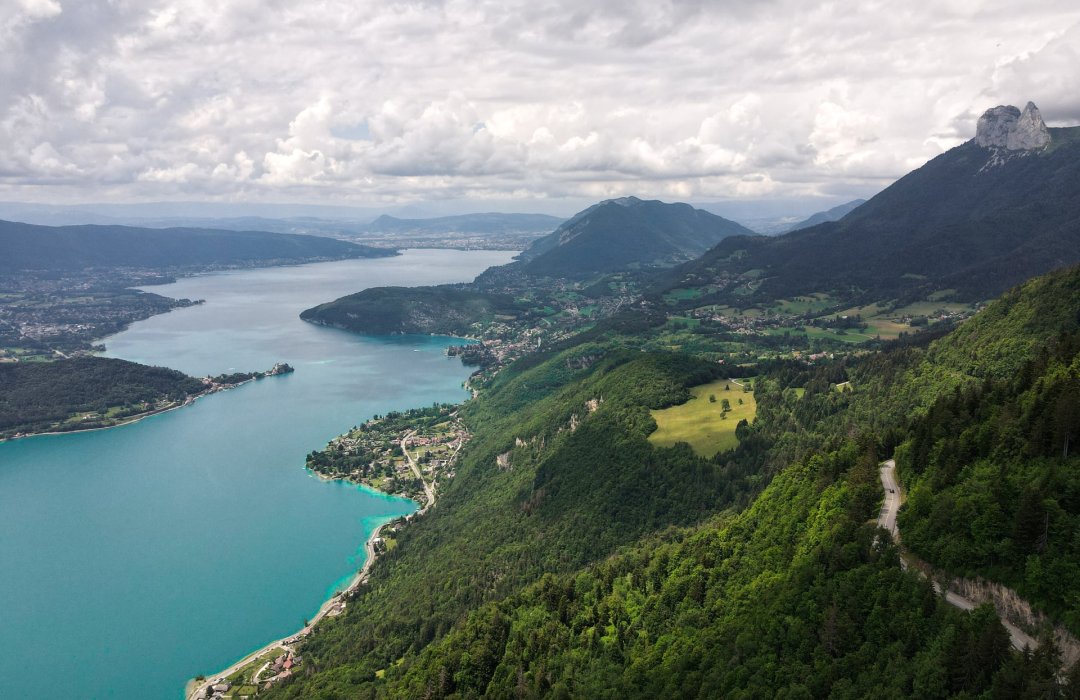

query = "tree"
(1053, 387), (1079, 458)
(721, 399), (731, 412)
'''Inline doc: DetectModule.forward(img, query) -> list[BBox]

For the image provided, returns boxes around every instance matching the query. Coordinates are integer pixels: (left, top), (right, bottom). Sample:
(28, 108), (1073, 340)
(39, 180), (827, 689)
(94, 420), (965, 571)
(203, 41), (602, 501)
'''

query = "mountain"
(786, 198), (866, 232)
(516, 196), (754, 277)
(301, 198), (753, 336)
(657, 103), (1080, 305)
(359, 213), (564, 236)
(0, 220), (392, 273)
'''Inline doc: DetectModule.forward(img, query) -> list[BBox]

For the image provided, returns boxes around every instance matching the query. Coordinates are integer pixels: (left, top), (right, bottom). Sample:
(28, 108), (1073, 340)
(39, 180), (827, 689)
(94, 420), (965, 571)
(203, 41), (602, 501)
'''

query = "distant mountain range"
(515, 197), (754, 277)
(659, 104), (1080, 304)
(785, 199), (866, 232)
(0, 208), (566, 251)
(348, 212), (565, 250)
(0, 220), (392, 273)
(359, 213), (564, 236)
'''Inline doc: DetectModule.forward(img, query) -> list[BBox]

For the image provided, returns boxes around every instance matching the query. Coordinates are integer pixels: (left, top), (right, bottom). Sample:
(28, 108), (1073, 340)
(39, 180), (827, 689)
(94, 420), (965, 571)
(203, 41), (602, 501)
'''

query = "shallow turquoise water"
(0, 249), (513, 698)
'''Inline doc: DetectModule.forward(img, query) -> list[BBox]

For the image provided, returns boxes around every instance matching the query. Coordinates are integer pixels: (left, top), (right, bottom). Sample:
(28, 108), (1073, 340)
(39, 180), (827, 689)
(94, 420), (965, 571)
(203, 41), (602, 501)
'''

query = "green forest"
(301, 286), (526, 336)
(0, 356), (206, 439)
(265, 265), (1080, 698)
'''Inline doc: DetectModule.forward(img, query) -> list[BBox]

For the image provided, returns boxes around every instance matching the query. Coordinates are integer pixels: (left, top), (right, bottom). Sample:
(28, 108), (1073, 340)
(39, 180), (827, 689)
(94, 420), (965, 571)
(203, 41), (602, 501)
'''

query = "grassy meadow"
(648, 378), (757, 456)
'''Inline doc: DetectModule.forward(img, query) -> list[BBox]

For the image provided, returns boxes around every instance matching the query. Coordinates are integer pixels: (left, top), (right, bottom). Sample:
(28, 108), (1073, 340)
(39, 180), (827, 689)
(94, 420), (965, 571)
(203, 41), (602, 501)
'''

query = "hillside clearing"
(648, 378), (756, 456)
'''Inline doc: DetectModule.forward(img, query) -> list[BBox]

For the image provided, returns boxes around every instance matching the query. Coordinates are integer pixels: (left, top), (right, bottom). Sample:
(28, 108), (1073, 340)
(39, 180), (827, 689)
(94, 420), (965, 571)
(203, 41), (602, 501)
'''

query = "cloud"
(0, 0), (1078, 209)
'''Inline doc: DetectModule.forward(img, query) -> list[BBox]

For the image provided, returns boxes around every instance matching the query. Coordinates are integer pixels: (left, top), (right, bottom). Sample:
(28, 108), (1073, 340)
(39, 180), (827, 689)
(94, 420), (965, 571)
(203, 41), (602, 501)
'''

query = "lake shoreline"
(185, 410), (465, 698)
(184, 509), (408, 700)
(0, 250), (516, 699)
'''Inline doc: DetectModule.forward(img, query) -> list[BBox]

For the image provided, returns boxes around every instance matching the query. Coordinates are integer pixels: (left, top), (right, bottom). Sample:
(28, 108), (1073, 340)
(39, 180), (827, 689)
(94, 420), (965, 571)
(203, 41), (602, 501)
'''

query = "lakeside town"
(306, 403), (468, 505)
(0, 269), (201, 362)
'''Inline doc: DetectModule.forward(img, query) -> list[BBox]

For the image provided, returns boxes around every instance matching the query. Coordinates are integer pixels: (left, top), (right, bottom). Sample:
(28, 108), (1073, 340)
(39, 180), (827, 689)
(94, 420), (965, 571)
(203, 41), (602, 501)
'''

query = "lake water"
(0, 249), (514, 699)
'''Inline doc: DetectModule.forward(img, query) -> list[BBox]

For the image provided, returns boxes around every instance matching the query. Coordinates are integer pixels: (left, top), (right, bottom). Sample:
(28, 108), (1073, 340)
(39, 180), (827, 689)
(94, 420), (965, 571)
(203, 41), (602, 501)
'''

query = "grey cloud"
(0, 0), (1078, 208)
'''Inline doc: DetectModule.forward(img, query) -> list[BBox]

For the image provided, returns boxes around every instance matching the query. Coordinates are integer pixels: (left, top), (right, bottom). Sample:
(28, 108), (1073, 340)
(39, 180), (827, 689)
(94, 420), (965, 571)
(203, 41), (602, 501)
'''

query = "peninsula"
(0, 358), (294, 441)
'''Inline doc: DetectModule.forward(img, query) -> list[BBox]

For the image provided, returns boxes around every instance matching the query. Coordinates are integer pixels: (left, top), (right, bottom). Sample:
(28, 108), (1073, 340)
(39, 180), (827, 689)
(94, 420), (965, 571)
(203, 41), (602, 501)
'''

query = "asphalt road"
(877, 459), (901, 540)
(878, 459), (1038, 651)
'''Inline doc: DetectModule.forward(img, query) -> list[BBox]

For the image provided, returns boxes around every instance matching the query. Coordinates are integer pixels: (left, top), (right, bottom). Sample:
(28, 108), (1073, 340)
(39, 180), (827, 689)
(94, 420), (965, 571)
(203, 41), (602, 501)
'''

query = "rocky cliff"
(975, 101), (1051, 150)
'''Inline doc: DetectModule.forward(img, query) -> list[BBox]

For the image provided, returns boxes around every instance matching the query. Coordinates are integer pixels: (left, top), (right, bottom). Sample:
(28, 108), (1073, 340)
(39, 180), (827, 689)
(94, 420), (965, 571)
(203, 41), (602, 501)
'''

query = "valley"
(3, 99), (1079, 700)
(8, 2), (1080, 697)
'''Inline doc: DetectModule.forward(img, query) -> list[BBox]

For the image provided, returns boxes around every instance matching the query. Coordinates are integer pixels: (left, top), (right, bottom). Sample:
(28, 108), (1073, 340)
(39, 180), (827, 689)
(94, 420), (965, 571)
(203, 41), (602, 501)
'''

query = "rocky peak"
(975, 102), (1050, 151)
(1008, 102), (1051, 150)
(975, 105), (1019, 148)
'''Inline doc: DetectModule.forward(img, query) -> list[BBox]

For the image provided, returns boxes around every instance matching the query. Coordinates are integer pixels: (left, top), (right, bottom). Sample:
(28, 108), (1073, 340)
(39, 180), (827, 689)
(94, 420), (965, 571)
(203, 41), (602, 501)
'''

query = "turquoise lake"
(0, 249), (514, 699)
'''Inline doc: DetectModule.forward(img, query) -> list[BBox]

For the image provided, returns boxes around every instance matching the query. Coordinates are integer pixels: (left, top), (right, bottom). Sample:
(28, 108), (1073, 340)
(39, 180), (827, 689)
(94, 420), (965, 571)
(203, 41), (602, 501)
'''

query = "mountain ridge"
(786, 198), (867, 232)
(0, 219), (393, 273)
(656, 109), (1080, 306)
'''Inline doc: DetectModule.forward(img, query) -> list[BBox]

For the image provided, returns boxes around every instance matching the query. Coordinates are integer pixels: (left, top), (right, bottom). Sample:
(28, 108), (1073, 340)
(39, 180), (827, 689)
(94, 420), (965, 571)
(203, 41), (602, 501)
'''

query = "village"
(306, 403), (469, 506)
(0, 268), (200, 362)
(191, 647), (303, 699)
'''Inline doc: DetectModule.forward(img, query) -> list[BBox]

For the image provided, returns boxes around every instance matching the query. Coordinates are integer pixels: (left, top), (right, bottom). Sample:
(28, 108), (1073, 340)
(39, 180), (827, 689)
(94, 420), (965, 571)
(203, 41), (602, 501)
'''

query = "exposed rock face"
(976, 105), (1020, 148)
(975, 102), (1050, 150)
(1008, 102), (1051, 150)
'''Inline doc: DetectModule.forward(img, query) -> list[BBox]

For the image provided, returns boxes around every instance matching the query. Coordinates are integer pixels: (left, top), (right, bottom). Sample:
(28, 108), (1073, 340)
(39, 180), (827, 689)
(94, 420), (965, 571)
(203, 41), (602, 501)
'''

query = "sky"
(1, 0), (1078, 217)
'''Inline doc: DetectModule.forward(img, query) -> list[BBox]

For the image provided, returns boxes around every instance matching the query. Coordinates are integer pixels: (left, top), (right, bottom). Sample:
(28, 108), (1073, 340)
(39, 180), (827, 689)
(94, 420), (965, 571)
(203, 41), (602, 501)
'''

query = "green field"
(762, 326), (876, 344)
(770, 293), (836, 315)
(835, 298), (978, 340)
(890, 300), (973, 317)
(662, 287), (705, 303)
(648, 378), (757, 456)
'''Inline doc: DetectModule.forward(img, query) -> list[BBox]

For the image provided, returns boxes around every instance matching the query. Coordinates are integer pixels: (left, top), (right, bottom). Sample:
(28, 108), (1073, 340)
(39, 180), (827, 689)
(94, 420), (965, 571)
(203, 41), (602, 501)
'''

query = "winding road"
(878, 459), (1039, 651)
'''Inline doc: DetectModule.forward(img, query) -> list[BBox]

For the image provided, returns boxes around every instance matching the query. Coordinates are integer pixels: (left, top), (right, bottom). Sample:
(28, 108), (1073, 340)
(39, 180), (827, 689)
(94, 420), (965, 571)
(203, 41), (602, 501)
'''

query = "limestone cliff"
(975, 101), (1050, 150)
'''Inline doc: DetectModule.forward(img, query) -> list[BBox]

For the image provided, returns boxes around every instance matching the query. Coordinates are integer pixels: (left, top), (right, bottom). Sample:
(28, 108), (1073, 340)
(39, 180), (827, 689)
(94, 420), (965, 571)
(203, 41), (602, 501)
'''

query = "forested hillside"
(891, 268), (1080, 633)
(655, 125), (1080, 307)
(372, 452), (1063, 698)
(301, 286), (525, 336)
(267, 265), (1080, 698)
(0, 357), (205, 438)
(516, 197), (753, 277)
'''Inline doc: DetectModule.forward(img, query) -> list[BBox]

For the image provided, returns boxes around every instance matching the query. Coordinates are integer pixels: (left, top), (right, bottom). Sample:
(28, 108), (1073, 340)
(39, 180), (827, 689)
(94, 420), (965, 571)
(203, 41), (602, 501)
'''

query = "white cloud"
(0, 0), (1077, 209)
